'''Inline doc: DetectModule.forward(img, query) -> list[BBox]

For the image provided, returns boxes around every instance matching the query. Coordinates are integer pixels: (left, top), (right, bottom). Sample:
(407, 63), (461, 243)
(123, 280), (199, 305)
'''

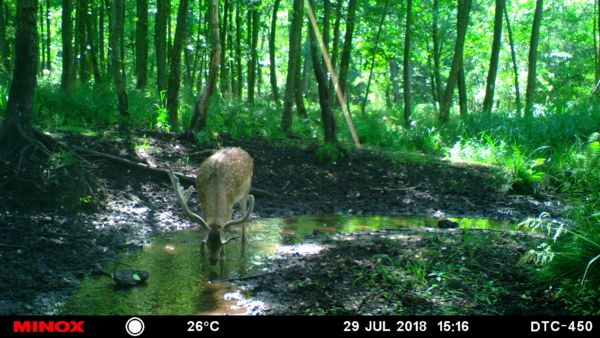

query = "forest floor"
(0, 131), (567, 314)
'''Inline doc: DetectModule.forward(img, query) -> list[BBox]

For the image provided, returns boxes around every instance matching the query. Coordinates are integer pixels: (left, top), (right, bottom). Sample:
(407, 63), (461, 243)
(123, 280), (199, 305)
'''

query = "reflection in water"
(63, 215), (514, 315)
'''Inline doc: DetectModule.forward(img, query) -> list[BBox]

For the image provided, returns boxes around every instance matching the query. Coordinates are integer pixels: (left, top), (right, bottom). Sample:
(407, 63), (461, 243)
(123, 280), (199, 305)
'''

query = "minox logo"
(13, 320), (85, 333)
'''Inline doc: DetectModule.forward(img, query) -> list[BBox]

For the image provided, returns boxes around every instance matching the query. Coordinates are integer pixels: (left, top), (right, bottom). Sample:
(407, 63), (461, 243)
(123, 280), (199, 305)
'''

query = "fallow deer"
(168, 147), (254, 265)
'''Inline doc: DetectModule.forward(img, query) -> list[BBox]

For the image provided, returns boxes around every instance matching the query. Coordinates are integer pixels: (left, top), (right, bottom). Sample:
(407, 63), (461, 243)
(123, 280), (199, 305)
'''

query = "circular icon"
(125, 317), (145, 337)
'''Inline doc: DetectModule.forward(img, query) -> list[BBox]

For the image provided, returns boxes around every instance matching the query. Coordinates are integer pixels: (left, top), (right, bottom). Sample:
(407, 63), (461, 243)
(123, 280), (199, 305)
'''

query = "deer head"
(168, 147), (254, 265)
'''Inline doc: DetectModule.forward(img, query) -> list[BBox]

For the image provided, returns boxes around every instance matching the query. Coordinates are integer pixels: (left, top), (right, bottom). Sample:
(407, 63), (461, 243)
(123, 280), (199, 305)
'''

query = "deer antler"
(224, 195), (255, 229)
(168, 171), (209, 230)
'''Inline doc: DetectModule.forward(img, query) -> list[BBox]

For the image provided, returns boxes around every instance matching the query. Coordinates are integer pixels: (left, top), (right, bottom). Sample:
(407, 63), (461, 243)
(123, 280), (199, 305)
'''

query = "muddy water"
(63, 215), (514, 315)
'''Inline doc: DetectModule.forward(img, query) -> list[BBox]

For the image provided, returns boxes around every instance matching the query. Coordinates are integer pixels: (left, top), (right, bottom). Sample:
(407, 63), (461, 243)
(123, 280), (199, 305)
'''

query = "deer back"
(196, 148), (253, 230)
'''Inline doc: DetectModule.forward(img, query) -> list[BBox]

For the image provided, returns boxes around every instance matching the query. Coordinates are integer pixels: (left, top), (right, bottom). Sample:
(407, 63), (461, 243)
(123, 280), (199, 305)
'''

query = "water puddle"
(63, 215), (515, 315)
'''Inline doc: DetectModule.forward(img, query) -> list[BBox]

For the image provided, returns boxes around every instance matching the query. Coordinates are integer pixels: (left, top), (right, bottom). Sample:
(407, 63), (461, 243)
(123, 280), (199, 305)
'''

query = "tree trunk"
(360, 0), (388, 116)
(235, 1), (242, 98)
(189, 0), (220, 133)
(268, 0), (281, 104)
(389, 59), (401, 104)
(110, 0), (128, 116)
(432, 0), (442, 107)
(504, 5), (521, 116)
(329, 0), (342, 97)
(219, 0), (229, 95)
(166, 0), (189, 131)
(45, 0), (50, 70)
(247, 3), (260, 103)
(281, 0), (303, 133)
(307, 0), (336, 144)
(39, 0), (44, 73)
(190, 3), (203, 90)
(427, 51), (438, 112)
(155, 0), (169, 96)
(77, 0), (90, 84)
(592, 0), (600, 86)
(458, 63), (468, 117)
(482, 0), (505, 115)
(403, 0), (413, 127)
(0, 0), (37, 149)
(524, 0), (543, 118)
(135, 0), (148, 89)
(86, 1), (101, 84)
(60, 0), (74, 92)
(0, 0), (8, 72)
(337, 0), (358, 103)
(98, 1), (105, 76)
(294, 36), (308, 117)
(438, 0), (472, 123)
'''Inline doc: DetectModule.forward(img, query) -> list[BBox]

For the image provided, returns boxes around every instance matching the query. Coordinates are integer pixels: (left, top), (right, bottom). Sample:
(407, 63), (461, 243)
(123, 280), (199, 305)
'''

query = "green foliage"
(315, 142), (341, 164)
(154, 92), (171, 132)
(552, 280), (600, 315)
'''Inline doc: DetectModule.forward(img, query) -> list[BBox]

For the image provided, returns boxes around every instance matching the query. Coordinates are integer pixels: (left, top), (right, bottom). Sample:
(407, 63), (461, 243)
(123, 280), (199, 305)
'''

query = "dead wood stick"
(370, 184), (422, 191)
(71, 146), (277, 196)
(71, 145), (196, 183)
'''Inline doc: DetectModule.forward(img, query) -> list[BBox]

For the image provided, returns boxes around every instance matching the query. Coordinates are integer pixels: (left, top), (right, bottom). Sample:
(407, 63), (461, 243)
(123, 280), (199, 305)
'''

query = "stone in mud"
(437, 219), (459, 229)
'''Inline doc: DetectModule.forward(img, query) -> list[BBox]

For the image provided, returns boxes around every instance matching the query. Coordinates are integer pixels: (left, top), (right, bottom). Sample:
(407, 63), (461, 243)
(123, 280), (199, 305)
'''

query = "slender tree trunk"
(235, 1), (242, 98)
(389, 59), (401, 104)
(596, 0), (600, 83)
(38, 0), (44, 73)
(269, 0), (281, 104)
(439, 0), (472, 123)
(190, 3), (202, 90)
(45, 0), (50, 70)
(110, 0), (128, 116)
(432, 0), (442, 107)
(86, 1), (101, 84)
(167, 3), (171, 61)
(60, 0), (74, 92)
(219, 0), (229, 95)
(482, 0), (505, 115)
(135, 0), (148, 89)
(155, 0), (169, 97)
(323, 0), (331, 48)
(458, 63), (468, 117)
(0, 0), (8, 72)
(403, 0), (413, 127)
(307, 0), (336, 144)
(504, 5), (521, 116)
(166, 0), (189, 131)
(427, 51), (438, 112)
(77, 0), (91, 83)
(328, 0), (342, 97)
(247, 3), (260, 103)
(98, 1), (105, 76)
(338, 0), (358, 103)
(294, 36), (308, 117)
(281, 0), (303, 133)
(0, 0), (37, 148)
(524, 0), (543, 118)
(360, 0), (388, 116)
(189, 0), (220, 133)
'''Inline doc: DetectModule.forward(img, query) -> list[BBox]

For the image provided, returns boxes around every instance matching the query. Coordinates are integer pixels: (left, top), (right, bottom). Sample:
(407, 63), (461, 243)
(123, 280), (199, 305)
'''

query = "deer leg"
(240, 193), (249, 242)
(201, 231), (208, 253)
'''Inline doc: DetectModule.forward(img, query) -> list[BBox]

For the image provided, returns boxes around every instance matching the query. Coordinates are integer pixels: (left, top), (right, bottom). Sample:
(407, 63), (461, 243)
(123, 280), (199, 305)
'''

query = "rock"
(111, 269), (149, 286)
(437, 219), (459, 229)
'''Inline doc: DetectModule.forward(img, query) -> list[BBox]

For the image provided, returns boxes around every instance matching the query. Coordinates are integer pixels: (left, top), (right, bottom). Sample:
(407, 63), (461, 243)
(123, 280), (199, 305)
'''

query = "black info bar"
(0, 316), (597, 337)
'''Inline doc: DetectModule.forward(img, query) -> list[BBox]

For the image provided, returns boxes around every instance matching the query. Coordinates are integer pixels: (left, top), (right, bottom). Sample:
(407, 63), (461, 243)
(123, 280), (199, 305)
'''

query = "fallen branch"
(371, 184), (422, 191)
(189, 149), (216, 157)
(71, 145), (196, 183)
(71, 145), (277, 196)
